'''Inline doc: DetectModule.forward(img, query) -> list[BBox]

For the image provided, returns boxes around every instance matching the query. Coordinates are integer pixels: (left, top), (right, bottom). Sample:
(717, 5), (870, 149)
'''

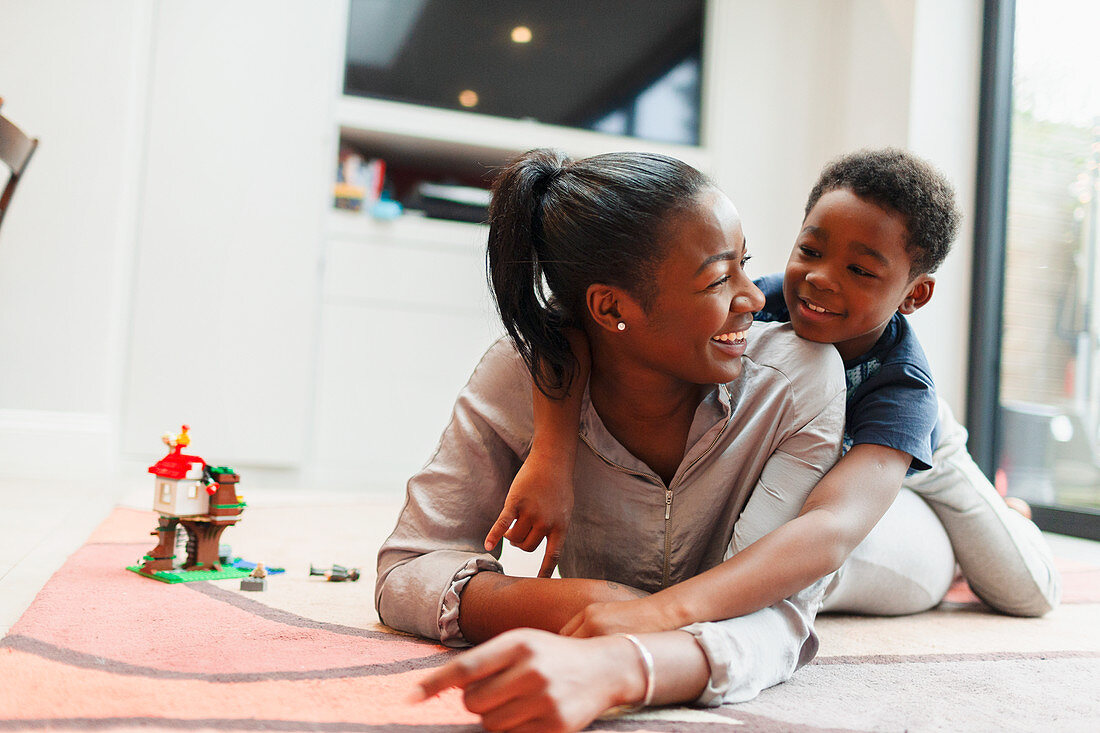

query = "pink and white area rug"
(2, 502), (1098, 732)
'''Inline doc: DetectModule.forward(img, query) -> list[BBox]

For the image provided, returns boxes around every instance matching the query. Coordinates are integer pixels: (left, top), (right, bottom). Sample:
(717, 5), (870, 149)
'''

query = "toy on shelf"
(128, 425), (252, 583)
(309, 563), (360, 582)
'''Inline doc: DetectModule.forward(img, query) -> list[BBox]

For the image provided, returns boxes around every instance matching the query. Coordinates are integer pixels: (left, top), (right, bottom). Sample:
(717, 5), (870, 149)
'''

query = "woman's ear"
(898, 275), (935, 315)
(586, 283), (640, 333)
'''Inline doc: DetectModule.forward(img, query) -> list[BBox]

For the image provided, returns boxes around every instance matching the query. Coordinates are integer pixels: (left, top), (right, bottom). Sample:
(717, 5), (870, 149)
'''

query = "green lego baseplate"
(126, 565), (253, 584)
(126, 558), (285, 584)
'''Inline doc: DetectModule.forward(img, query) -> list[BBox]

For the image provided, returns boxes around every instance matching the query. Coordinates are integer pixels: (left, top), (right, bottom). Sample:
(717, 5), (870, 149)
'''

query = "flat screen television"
(344, 0), (705, 147)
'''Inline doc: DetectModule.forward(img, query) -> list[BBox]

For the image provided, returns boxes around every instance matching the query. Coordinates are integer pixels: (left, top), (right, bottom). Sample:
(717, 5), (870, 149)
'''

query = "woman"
(376, 149), (854, 730)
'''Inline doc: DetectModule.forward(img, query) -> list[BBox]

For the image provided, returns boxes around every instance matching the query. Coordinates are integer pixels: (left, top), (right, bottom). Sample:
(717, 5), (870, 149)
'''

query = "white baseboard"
(0, 410), (113, 478)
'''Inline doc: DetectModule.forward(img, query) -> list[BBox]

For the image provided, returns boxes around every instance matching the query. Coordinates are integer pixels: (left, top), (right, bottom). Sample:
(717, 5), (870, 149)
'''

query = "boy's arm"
(484, 329), (591, 578)
(562, 443), (910, 635)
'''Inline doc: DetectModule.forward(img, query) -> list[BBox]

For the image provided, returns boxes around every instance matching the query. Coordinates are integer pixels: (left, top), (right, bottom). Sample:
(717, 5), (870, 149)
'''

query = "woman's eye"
(740, 254), (752, 269)
(708, 275), (731, 289)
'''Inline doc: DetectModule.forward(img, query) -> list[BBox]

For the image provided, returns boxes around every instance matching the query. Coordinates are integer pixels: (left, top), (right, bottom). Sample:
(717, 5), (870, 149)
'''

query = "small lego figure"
(160, 422), (191, 451)
(309, 563), (360, 582)
(240, 562), (267, 591)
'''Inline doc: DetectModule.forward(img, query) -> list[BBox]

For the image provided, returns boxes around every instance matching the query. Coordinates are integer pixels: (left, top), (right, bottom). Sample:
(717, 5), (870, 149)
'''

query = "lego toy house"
(134, 426), (246, 581)
(150, 451), (208, 517)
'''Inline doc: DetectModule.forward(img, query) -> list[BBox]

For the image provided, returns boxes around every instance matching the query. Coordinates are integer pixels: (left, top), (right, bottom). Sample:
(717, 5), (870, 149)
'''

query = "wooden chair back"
(0, 98), (40, 232)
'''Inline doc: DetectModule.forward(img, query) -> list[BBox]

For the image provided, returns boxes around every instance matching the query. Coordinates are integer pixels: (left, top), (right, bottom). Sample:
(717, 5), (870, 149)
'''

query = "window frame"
(970, 0), (1100, 541)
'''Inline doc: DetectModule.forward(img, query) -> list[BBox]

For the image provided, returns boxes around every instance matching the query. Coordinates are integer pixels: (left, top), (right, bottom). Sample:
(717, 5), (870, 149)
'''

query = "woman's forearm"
(637, 630), (711, 705)
(458, 572), (648, 643)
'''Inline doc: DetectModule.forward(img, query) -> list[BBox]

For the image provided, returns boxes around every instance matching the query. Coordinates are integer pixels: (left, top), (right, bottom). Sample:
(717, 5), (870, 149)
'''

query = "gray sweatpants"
(822, 399), (1061, 617)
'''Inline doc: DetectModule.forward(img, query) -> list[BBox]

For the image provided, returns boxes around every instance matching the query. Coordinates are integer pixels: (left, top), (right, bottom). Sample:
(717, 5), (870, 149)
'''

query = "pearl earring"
(617, 322), (626, 331)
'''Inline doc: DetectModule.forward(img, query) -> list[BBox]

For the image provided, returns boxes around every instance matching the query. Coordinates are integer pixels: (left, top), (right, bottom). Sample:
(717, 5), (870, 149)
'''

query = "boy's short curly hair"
(804, 148), (960, 277)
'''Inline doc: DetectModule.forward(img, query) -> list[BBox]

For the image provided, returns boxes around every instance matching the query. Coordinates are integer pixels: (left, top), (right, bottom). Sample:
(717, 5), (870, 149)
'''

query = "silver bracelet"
(615, 633), (655, 709)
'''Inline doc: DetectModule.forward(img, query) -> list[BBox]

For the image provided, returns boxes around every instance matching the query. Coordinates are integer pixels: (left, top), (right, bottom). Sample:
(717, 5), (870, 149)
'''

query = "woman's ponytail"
(487, 149), (573, 396)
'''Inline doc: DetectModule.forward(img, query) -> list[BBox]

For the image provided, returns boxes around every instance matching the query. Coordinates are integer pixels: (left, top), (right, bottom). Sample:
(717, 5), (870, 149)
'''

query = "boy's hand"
(484, 454), (574, 578)
(560, 596), (679, 638)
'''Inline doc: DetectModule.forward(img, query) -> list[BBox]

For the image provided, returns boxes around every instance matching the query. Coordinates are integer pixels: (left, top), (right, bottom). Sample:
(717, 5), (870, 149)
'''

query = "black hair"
(804, 148), (960, 277)
(487, 148), (710, 395)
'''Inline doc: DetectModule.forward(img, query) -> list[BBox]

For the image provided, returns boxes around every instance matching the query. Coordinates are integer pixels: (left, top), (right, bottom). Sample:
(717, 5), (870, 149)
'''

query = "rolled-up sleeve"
(683, 575), (829, 704)
(374, 341), (531, 643)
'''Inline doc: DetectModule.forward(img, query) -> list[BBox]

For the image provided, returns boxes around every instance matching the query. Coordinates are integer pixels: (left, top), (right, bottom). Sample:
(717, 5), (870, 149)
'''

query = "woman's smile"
(710, 332), (747, 357)
(710, 316), (753, 356)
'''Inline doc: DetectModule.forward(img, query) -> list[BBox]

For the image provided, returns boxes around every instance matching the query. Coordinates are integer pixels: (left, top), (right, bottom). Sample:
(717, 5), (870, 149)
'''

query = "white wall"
(0, 0), (152, 474)
(0, 0), (984, 479)
(707, 0), (981, 414)
(905, 0), (983, 414)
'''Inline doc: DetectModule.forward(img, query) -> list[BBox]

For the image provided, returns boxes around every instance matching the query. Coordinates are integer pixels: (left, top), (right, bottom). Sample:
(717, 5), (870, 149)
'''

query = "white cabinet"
(311, 213), (503, 489)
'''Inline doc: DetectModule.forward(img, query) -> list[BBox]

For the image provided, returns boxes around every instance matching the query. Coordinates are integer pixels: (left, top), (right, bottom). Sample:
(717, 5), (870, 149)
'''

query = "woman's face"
(627, 188), (765, 385)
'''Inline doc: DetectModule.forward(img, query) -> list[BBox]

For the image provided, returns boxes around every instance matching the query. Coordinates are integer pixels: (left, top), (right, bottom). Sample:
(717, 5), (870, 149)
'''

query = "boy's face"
(782, 188), (933, 361)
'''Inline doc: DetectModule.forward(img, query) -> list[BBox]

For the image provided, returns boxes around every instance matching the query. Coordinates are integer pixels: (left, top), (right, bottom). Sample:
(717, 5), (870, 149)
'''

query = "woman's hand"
(411, 628), (644, 733)
(560, 596), (683, 638)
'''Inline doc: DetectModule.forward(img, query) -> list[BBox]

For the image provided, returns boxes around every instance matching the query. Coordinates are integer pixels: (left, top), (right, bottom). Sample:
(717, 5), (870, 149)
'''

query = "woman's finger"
(484, 507), (517, 551)
(410, 636), (527, 701)
(462, 666), (531, 714)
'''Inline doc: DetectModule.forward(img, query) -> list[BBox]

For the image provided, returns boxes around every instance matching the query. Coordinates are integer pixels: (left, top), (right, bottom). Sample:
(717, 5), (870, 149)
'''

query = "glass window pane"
(998, 0), (1100, 511)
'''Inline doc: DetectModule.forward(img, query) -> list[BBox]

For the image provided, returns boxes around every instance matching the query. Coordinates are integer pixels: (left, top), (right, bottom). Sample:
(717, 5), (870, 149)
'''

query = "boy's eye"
(849, 265), (876, 278)
(798, 245), (820, 258)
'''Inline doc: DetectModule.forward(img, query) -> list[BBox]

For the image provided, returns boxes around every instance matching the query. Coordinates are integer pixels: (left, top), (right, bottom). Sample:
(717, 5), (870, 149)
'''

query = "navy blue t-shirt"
(754, 273), (939, 472)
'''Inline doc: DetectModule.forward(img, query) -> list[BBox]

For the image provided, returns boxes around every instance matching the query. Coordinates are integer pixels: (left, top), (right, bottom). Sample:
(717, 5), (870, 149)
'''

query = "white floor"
(0, 475), (134, 635)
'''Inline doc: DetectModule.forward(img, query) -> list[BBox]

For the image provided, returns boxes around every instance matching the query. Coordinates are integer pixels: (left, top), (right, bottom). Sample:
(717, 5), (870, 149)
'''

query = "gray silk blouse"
(375, 321), (845, 704)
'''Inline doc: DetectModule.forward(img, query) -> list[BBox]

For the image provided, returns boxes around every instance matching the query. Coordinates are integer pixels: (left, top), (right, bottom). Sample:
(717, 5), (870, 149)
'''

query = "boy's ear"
(898, 275), (935, 315)
(586, 282), (641, 333)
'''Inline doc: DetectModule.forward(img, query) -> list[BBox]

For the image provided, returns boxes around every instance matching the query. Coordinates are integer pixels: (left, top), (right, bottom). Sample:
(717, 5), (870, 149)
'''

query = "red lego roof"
(148, 451), (206, 480)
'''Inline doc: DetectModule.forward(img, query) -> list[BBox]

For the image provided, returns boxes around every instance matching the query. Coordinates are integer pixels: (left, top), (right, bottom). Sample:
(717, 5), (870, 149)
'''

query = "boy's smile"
(783, 188), (933, 362)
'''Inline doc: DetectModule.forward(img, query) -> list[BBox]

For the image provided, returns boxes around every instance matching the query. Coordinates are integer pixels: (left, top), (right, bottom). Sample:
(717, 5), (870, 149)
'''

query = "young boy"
(484, 148), (1060, 631)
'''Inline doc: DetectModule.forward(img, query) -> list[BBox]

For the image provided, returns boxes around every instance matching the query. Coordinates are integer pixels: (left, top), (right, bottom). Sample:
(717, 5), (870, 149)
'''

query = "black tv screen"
(344, 0), (705, 147)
